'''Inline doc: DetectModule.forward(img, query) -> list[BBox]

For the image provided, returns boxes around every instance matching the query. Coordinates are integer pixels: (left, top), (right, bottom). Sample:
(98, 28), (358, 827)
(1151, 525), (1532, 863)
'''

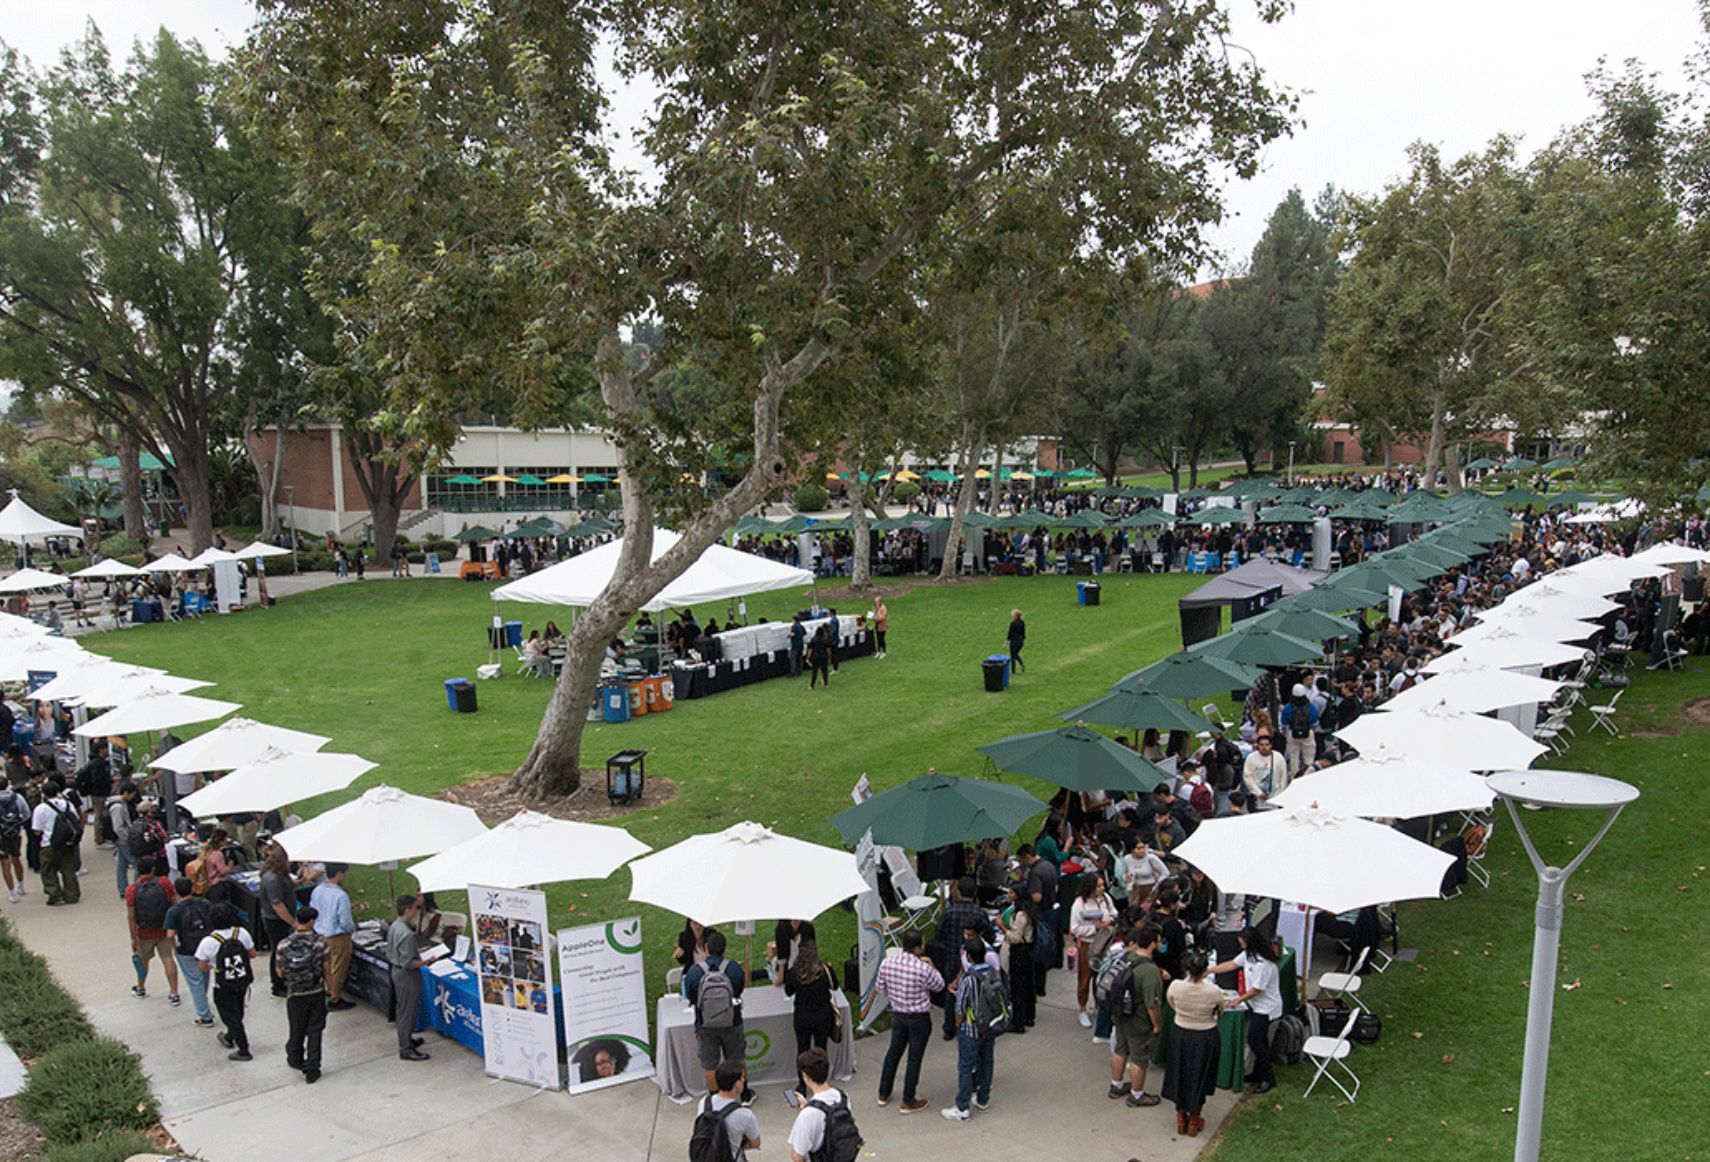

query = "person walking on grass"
(277, 905), (330, 1083)
(165, 876), (216, 1027)
(1006, 609), (1027, 674)
(807, 622), (834, 690)
(872, 596), (889, 659)
(197, 902), (257, 1061)
(126, 857), (180, 1005)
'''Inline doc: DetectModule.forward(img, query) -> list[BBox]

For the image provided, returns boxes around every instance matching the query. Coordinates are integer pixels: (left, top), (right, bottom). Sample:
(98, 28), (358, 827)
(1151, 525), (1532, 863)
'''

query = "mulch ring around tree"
(440, 771), (678, 825)
(1629, 694), (1710, 739)
(0, 1099), (42, 1158)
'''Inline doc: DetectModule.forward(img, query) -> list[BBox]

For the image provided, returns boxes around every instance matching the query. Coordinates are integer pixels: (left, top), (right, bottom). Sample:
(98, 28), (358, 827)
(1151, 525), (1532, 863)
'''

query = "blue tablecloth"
(415, 962), (566, 1057)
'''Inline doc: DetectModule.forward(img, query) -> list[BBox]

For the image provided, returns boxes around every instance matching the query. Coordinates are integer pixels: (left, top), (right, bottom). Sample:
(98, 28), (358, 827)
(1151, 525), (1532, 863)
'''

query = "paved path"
(8, 847), (1239, 1161)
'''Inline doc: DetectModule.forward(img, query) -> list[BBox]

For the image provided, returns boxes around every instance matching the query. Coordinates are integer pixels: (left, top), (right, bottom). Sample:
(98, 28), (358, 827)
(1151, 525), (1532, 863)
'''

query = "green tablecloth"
(1150, 949), (1296, 1090)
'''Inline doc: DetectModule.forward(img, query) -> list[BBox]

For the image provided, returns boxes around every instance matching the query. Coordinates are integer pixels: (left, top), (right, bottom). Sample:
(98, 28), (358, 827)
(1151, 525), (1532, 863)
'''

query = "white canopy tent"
(0, 492), (80, 545)
(492, 528), (814, 612)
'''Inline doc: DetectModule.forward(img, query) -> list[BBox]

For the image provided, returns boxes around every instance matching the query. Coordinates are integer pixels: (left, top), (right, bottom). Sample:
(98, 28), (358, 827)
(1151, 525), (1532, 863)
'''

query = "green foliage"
(17, 1038), (157, 1145)
(0, 451), (75, 523)
(791, 482), (829, 513)
(891, 480), (920, 503)
(0, 927), (95, 1059)
(421, 538), (458, 557)
(37, 1130), (159, 1162)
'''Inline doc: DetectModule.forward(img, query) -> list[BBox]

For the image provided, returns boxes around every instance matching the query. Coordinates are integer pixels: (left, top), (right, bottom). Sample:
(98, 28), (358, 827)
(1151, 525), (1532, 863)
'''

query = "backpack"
(957, 966), (1011, 1041)
(807, 1092), (863, 1162)
(47, 801), (82, 851)
(186, 857), (213, 897)
(687, 1096), (740, 1162)
(132, 878), (169, 930)
(1287, 703), (1313, 740)
(126, 818), (164, 861)
(1186, 781), (1214, 820)
(1029, 914), (1059, 968)
(0, 791), (23, 843)
(1093, 949), (1137, 1018)
(214, 932), (253, 990)
(695, 959), (737, 1029)
(1269, 1013), (1308, 1065)
(176, 897), (213, 954)
(276, 934), (325, 994)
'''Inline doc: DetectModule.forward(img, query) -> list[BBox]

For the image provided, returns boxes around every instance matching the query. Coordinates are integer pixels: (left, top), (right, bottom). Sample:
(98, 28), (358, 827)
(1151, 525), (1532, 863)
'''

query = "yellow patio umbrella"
(825, 472), (844, 482)
(973, 469), (992, 479)
(482, 474), (518, 483)
(895, 469), (921, 481)
(1011, 470), (1035, 481)
(546, 474), (582, 484)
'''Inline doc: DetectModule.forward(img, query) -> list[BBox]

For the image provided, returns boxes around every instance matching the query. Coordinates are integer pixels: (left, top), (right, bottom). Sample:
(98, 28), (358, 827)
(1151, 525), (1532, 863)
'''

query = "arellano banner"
(558, 917), (655, 1094)
(470, 884), (560, 1089)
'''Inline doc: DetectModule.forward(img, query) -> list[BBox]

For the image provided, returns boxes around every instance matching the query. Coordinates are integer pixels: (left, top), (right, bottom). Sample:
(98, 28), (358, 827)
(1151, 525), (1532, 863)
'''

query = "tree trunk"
(1241, 444), (1259, 475)
(1421, 389), (1446, 489)
(242, 408), (287, 540)
(116, 430), (147, 539)
(847, 473), (874, 593)
(349, 450), (415, 566)
(1442, 440), (1463, 496)
(161, 436), (215, 553)
(938, 434), (984, 581)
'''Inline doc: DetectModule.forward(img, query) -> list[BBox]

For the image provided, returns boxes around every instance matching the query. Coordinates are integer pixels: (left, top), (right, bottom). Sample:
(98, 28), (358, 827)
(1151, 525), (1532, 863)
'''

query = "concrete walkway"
(8, 842), (1241, 1161)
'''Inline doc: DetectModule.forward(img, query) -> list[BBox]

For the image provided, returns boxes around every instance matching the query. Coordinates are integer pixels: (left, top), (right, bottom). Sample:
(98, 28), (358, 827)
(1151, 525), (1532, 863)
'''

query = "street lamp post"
(1486, 770), (1639, 1162)
(283, 485), (297, 573)
(1287, 440), (1297, 486)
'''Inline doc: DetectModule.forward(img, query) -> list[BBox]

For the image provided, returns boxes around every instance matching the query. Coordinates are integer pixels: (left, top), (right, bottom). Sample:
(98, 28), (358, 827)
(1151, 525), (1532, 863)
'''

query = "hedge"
(38, 1129), (159, 1162)
(17, 1038), (158, 1145)
(793, 482), (829, 512)
(0, 936), (94, 1059)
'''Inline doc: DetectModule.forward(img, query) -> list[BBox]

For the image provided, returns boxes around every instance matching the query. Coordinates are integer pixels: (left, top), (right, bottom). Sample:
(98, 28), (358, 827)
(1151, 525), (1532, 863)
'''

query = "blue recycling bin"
(983, 654), (1011, 691)
(504, 621), (523, 648)
(1076, 581), (1089, 605)
(602, 684), (631, 723)
(445, 678), (467, 711)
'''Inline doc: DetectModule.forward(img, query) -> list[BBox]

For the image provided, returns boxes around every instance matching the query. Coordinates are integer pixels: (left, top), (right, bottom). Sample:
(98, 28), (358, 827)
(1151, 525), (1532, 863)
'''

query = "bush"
(0, 941), (94, 1059)
(17, 1038), (157, 1145)
(793, 482), (829, 512)
(39, 1130), (159, 1162)
(422, 538), (458, 556)
(91, 534), (144, 560)
(891, 480), (921, 503)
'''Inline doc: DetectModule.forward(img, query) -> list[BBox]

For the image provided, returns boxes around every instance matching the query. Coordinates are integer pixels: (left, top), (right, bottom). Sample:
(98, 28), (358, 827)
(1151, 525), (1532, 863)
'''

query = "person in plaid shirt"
(874, 931), (944, 1114)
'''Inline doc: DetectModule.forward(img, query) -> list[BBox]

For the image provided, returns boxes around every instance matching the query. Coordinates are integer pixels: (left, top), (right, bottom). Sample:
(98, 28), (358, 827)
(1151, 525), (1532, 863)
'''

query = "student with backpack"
(276, 905), (331, 1083)
(195, 902), (257, 1061)
(1100, 924), (1164, 1108)
(691, 1060), (760, 1162)
(941, 937), (1009, 1122)
(30, 778), (81, 905)
(126, 857), (180, 1003)
(165, 877), (216, 1026)
(0, 774), (30, 902)
(1278, 685), (1320, 778)
(106, 782), (141, 898)
(681, 928), (748, 1100)
(786, 1047), (861, 1161)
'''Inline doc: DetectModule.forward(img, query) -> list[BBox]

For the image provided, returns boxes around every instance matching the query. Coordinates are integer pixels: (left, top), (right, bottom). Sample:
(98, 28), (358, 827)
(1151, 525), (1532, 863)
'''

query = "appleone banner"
(470, 884), (561, 1088)
(558, 917), (655, 1094)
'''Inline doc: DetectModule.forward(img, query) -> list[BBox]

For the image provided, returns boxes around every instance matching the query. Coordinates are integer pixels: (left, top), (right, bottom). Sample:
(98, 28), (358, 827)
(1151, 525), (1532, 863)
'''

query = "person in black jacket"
(783, 939), (839, 1096)
(1007, 609), (1027, 673)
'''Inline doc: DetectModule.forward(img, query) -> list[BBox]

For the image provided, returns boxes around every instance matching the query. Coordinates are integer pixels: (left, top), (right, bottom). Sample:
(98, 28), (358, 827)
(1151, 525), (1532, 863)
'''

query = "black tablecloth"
(347, 932), (397, 1019)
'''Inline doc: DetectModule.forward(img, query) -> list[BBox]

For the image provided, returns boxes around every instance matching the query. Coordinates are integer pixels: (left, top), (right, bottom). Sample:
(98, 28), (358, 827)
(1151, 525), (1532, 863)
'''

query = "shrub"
(891, 480), (921, 503)
(91, 534), (144, 560)
(39, 1130), (159, 1162)
(17, 1038), (157, 1145)
(793, 482), (829, 512)
(0, 941), (94, 1059)
(422, 538), (459, 556)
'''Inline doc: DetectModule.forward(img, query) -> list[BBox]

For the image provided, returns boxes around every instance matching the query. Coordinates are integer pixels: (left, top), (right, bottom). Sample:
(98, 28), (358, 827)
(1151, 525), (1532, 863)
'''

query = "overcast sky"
(0, 0), (1702, 271)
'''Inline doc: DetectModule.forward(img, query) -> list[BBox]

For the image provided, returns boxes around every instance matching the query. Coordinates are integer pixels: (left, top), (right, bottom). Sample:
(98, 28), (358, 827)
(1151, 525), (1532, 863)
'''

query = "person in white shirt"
(1240, 736), (1289, 807)
(1208, 926), (1284, 1094)
(702, 1060), (761, 1162)
(787, 1048), (847, 1162)
(1068, 874), (1118, 1026)
(31, 778), (81, 905)
(195, 903), (258, 1061)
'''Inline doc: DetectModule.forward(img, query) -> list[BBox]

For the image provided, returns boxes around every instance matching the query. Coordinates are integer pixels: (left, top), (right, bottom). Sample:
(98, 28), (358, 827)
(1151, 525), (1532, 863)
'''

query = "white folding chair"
(880, 849), (941, 937)
(1302, 1012), (1361, 1102)
(1649, 630), (1689, 671)
(1588, 687), (1625, 735)
(1315, 945), (1371, 1013)
(1466, 815), (1495, 889)
(665, 966), (683, 991)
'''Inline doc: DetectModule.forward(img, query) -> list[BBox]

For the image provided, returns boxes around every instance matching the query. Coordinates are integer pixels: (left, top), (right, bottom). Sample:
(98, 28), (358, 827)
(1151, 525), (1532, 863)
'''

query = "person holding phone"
(1069, 874), (1117, 1028)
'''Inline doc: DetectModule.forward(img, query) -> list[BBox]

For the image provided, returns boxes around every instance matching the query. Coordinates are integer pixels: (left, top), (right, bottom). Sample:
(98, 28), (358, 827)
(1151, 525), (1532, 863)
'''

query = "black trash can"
(982, 657), (1008, 693)
(1084, 581), (1101, 606)
(450, 679), (478, 714)
(1684, 573), (1705, 603)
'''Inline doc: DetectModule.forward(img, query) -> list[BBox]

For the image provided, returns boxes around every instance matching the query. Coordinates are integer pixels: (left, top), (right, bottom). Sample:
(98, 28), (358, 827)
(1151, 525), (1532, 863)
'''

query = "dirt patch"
(439, 771), (678, 824)
(0, 1100), (42, 1161)
(1628, 694), (1710, 738)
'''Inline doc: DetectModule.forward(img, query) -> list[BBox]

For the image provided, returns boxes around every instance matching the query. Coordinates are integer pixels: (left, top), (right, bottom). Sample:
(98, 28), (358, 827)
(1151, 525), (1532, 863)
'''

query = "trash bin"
(449, 679), (478, 713)
(504, 620), (523, 648)
(1084, 581), (1101, 606)
(982, 656), (1009, 693)
(444, 678), (465, 711)
(628, 680), (649, 716)
(602, 684), (631, 723)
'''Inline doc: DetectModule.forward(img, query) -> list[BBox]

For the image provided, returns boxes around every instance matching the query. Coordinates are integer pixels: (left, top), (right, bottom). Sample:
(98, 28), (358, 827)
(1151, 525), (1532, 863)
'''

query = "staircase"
(398, 507), (440, 535)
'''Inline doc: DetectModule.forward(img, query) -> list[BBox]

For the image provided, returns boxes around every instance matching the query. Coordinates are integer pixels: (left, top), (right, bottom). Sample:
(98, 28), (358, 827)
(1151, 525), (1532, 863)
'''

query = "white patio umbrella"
(1631, 542), (1710, 567)
(0, 568), (73, 594)
(0, 492), (80, 544)
(1427, 638), (1590, 673)
(1383, 666), (1563, 714)
(150, 717), (331, 774)
(409, 809), (652, 893)
(190, 547), (241, 567)
(1554, 554), (1669, 584)
(177, 750), (376, 817)
(628, 820), (869, 925)
(20, 659), (154, 704)
(73, 558), (144, 579)
(1172, 805), (1455, 914)
(232, 542), (292, 560)
(1271, 755), (1495, 818)
(74, 671), (214, 708)
(271, 784), (486, 865)
(0, 611), (49, 640)
(1456, 616), (1601, 646)
(0, 638), (90, 683)
(1499, 586), (1621, 620)
(1335, 706), (1548, 771)
(143, 553), (203, 573)
(1521, 570), (1638, 597)
(73, 689), (240, 737)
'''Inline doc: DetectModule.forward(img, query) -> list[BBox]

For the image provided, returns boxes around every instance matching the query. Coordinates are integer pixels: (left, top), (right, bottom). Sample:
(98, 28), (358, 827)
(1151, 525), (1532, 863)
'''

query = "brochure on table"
(558, 917), (655, 1094)
(470, 883), (561, 1089)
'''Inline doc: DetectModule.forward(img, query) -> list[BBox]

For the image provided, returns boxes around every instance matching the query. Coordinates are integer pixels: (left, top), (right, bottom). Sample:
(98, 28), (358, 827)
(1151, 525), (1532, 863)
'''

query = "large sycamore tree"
(246, 0), (1294, 795)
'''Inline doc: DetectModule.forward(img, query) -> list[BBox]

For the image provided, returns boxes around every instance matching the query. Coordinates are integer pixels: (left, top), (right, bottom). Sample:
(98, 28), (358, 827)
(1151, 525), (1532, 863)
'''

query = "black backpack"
(127, 818), (164, 861)
(807, 1092), (863, 1162)
(176, 897), (213, 954)
(0, 791), (24, 844)
(132, 878), (169, 930)
(47, 802), (82, 850)
(214, 932), (253, 990)
(1287, 701), (1313, 739)
(1269, 1013), (1308, 1065)
(687, 1095), (740, 1162)
(100, 801), (130, 846)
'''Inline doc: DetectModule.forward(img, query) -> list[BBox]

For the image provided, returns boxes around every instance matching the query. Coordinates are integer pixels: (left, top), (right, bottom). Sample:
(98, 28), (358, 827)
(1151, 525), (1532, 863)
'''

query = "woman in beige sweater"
(1161, 950), (1224, 1137)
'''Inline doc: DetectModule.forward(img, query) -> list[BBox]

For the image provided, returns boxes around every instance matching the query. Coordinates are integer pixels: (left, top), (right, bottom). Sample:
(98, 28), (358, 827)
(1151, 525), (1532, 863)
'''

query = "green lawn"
(83, 575), (1708, 1160)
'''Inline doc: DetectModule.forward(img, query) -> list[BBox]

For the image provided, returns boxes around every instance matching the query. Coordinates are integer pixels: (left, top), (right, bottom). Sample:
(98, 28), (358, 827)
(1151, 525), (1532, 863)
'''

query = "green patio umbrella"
(1385, 493), (1453, 522)
(1065, 469), (1098, 480)
(1367, 549), (1448, 580)
(733, 515), (773, 534)
(1325, 558), (1432, 593)
(1464, 457), (1499, 471)
(508, 519), (553, 537)
(1271, 584), (1387, 613)
(991, 513), (1035, 531)
(1113, 651), (1262, 698)
(454, 525), (500, 541)
(1503, 457), (1537, 472)
(446, 474), (484, 486)
(1116, 510), (1176, 529)
(961, 511), (999, 528)
(1246, 605), (1362, 642)
(1416, 529), (1491, 556)
(1031, 469), (1058, 479)
(772, 515), (818, 534)
(828, 772), (1047, 848)
(1052, 510), (1110, 529)
(873, 514), (947, 532)
(1179, 487), (1213, 500)
(1012, 509), (1056, 526)
(1547, 489), (1598, 507)
(566, 519), (611, 536)
(1256, 504), (1320, 524)
(1389, 541), (1471, 570)
(1094, 486), (1126, 498)
(1540, 457), (1575, 472)
(580, 472), (612, 483)
(92, 451), (174, 471)
(923, 470), (958, 482)
(1190, 624), (1324, 667)
(1328, 496), (1395, 522)
(1057, 688), (1213, 734)
(1493, 487), (1547, 508)
(1187, 506), (1248, 526)
(977, 725), (1167, 794)
(513, 474), (547, 487)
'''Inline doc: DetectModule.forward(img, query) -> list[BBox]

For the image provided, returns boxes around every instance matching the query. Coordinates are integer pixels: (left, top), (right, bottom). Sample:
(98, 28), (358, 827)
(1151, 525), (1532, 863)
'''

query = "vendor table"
(1151, 949), (1296, 1089)
(413, 960), (567, 1058)
(346, 924), (397, 1018)
(653, 984), (854, 1103)
(225, 871), (314, 950)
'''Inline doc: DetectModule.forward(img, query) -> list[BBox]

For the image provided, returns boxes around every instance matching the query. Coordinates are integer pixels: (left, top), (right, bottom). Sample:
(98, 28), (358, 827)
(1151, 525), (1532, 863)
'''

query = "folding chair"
(665, 966), (683, 991)
(880, 848), (941, 937)
(1301, 1011), (1361, 1102)
(1587, 687), (1625, 735)
(1648, 629), (1689, 672)
(1466, 815), (1495, 889)
(1315, 945), (1371, 1013)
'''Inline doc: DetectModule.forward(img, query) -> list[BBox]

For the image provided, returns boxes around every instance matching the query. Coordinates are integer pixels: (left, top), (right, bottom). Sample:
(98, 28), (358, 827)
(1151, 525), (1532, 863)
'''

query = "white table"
(654, 982), (855, 1103)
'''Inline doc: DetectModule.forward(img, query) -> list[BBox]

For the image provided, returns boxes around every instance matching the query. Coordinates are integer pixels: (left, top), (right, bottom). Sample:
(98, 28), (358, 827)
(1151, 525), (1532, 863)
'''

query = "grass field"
(83, 573), (1709, 1160)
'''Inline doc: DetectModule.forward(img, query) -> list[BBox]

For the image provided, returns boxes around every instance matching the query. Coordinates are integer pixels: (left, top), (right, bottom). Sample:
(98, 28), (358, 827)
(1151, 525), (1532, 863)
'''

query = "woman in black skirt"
(783, 938), (839, 1095)
(1162, 950), (1225, 1137)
